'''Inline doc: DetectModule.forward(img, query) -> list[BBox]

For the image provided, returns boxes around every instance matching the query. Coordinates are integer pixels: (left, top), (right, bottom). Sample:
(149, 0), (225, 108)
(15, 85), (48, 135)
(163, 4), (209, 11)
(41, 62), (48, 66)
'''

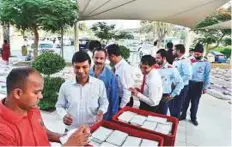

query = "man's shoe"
(179, 115), (186, 121)
(191, 120), (199, 126)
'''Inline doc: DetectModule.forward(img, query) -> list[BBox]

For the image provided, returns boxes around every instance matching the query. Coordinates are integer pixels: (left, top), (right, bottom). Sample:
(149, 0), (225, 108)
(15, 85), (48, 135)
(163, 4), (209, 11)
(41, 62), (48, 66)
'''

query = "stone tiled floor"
(37, 94), (231, 146)
(0, 90), (231, 146)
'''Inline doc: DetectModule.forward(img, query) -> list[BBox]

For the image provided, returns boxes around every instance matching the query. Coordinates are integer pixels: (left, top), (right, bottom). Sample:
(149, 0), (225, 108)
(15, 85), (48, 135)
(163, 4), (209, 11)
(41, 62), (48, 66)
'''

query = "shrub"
(32, 52), (66, 110)
(220, 47), (231, 58)
(119, 45), (130, 60)
(32, 51), (66, 76)
(38, 77), (65, 110)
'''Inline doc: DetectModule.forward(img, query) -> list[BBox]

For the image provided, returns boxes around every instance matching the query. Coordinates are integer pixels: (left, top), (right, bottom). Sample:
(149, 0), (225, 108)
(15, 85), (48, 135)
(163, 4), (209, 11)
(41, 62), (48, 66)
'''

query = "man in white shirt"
(55, 51), (109, 131)
(105, 44), (135, 109)
(129, 55), (163, 112)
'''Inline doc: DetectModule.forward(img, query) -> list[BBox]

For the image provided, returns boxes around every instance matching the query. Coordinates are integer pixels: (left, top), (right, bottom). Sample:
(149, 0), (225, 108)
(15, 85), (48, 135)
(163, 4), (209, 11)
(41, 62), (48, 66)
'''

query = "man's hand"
(163, 95), (173, 102)
(129, 87), (139, 97)
(63, 125), (90, 146)
(63, 114), (73, 126)
(135, 88), (141, 93)
(202, 89), (207, 94)
(96, 111), (103, 123)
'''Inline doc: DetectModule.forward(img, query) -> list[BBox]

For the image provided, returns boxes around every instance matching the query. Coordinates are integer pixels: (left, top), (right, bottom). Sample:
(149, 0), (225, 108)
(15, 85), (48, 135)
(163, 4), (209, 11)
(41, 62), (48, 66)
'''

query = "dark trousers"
(119, 97), (133, 108)
(139, 101), (157, 112)
(120, 96), (168, 115)
(154, 94), (170, 115)
(181, 81), (203, 121)
(156, 99), (169, 115)
(169, 85), (189, 118)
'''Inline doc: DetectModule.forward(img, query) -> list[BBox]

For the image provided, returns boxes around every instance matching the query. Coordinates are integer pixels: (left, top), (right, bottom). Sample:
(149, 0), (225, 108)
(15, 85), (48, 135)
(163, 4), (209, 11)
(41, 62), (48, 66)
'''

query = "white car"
(30, 42), (60, 56)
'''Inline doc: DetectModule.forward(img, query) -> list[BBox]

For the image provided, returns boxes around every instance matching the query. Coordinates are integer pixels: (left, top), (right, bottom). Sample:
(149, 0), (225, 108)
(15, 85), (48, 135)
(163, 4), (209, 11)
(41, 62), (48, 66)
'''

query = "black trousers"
(169, 85), (189, 118)
(140, 94), (170, 115)
(120, 95), (168, 115)
(119, 97), (133, 108)
(181, 81), (203, 121)
(139, 101), (158, 112)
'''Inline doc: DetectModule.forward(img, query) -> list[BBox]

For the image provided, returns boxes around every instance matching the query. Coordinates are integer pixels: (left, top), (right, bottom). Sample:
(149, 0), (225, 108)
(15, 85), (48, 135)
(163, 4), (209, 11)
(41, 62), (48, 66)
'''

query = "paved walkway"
(37, 94), (232, 146)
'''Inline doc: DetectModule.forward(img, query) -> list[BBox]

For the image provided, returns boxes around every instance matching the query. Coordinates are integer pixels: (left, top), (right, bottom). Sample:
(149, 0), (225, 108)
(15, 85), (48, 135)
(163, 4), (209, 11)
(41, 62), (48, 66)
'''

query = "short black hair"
(93, 48), (107, 58)
(154, 40), (158, 46)
(166, 42), (173, 49)
(105, 44), (121, 56)
(6, 67), (39, 95)
(175, 44), (185, 54)
(72, 51), (91, 65)
(141, 55), (156, 67)
(189, 48), (194, 51)
(156, 49), (168, 58)
(87, 40), (101, 52)
(4, 40), (7, 44)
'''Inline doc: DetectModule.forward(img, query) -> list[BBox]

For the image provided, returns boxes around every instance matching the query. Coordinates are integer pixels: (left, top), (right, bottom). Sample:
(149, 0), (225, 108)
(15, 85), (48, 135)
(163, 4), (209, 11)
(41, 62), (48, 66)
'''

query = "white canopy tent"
(74, 0), (229, 50)
(77, 0), (229, 28)
(202, 20), (231, 29)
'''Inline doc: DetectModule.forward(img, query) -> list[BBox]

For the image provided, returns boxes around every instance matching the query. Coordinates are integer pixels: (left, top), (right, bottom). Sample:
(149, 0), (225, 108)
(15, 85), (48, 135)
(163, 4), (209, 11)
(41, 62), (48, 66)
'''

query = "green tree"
(195, 7), (231, 55)
(119, 45), (130, 60)
(115, 31), (134, 40)
(140, 21), (173, 47)
(223, 37), (231, 46)
(0, 0), (78, 58)
(91, 22), (134, 43)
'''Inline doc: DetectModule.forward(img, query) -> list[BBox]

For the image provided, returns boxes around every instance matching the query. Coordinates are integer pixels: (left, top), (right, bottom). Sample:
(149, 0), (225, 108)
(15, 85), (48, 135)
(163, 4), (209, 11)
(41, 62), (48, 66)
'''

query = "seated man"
(0, 67), (90, 146)
(56, 51), (109, 131)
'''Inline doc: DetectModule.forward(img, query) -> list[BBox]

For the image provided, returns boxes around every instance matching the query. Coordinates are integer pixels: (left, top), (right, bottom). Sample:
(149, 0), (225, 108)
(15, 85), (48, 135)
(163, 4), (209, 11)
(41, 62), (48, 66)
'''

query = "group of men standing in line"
(55, 40), (210, 130)
(0, 40), (210, 146)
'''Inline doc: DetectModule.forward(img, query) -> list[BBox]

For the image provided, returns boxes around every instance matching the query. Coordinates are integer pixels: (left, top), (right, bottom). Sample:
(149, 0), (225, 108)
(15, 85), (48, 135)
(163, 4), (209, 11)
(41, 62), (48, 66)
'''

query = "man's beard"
(157, 60), (163, 66)
(195, 56), (202, 60)
(173, 54), (178, 58)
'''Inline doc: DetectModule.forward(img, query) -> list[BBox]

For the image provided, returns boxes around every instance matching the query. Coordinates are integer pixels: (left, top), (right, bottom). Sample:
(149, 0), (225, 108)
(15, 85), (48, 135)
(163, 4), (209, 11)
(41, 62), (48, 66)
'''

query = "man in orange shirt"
(0, 67), (90, 146)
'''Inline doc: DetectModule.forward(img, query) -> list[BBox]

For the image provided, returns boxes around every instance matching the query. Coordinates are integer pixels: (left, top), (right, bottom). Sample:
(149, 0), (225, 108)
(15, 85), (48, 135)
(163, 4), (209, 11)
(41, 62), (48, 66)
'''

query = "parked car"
(79, 38), (90, 51)
(30, 42), (60, 56)
(209, 51), (227, 63)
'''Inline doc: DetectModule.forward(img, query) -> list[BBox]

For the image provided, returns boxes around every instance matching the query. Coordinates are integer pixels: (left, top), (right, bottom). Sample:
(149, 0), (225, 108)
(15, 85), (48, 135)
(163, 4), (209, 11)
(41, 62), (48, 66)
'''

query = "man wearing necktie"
(129, 55), (163, 112)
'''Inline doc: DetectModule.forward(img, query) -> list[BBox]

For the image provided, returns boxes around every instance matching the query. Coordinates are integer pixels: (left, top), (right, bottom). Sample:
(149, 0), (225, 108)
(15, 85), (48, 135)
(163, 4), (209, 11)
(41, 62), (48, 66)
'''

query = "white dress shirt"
(115, 59), (135, 108)
(137, 69), (163, 106)
(55, 76), (109, 130)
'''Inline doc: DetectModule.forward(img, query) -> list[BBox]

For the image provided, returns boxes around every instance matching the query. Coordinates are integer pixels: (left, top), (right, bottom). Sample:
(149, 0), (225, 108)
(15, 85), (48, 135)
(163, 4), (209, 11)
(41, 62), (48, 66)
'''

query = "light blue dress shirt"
(158, 63), (184, 98)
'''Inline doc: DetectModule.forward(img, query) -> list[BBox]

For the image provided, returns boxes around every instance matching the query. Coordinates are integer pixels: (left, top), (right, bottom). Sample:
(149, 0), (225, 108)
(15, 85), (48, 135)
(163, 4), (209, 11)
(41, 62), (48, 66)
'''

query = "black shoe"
(191, 120), (199, 126)
(179, 116), (186, 121)
(179, 115), (186, 121)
